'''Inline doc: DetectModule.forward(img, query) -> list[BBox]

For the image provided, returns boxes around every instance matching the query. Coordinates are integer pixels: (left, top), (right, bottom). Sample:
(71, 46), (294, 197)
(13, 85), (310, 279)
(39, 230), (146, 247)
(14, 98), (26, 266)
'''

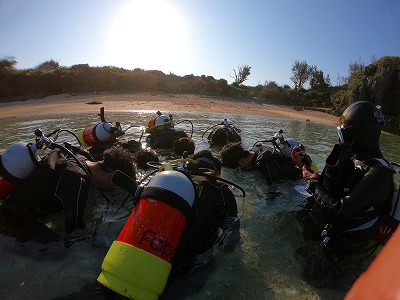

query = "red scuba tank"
(98, 170), (195, 300)
(77, 122), (114, 147)
(0, 142), (39, 200)
(146, 118), (156, 133)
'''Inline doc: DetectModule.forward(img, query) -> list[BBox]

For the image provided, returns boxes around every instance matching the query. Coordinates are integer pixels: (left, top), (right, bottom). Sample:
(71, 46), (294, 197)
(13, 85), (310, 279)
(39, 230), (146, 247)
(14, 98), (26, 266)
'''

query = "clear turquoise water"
(1, 110), (400, 300)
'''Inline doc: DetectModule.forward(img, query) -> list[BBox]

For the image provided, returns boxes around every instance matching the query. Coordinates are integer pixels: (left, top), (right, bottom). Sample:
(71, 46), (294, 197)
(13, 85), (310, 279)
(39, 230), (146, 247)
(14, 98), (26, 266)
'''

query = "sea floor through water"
(1, 110), (400, 299)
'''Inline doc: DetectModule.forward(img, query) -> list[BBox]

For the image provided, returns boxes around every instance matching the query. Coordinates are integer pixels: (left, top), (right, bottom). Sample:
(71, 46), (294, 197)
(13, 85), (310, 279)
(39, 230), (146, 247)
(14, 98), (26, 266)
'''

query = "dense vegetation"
(1, 56), (399, 131)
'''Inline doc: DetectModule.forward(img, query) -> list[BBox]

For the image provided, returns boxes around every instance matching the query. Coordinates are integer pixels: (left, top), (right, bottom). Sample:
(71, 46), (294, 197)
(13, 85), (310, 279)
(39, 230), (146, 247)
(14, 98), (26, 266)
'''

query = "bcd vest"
(6, 149), (89, 216)
(253, 145), (301, 183)
(146, 129), (188, 149)
(299, 144), (394, 244)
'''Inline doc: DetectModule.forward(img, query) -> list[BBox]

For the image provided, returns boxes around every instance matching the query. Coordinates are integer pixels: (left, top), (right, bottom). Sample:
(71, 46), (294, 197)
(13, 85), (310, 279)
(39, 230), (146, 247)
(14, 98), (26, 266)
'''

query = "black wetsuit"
(2, 149), (90, 234)
(300, 155), (394, 254)
(146, 128), (187, 149)
(251, 145), (302, 183)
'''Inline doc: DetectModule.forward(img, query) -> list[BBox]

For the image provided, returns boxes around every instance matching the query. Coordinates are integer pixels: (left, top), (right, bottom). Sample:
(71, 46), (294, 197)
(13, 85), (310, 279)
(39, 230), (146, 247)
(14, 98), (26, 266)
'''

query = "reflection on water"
(1, 110), (400, 300)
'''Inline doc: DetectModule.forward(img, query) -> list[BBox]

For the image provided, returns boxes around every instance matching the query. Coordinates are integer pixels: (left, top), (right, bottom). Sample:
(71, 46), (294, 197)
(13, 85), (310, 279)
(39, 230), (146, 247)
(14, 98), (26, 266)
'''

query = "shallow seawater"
(1, 110), (400, 300)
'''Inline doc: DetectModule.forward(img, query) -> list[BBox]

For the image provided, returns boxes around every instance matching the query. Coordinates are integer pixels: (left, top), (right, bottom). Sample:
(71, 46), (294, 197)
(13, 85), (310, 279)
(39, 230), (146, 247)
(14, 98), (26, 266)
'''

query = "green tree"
(35, 59), (60, 72)
(348, 58), (365, 77)
(290, 60), (313, 90)
(231, 64), (251, 86)
(336, 73), (348, 86)
(0, 56), (17, 75)
(310, 68), (331, 90)
(0, 56), (18, 98)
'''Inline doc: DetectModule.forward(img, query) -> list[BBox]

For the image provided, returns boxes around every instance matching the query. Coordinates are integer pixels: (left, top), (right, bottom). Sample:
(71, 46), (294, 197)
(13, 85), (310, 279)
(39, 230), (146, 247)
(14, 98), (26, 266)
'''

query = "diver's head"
(210, 127), (229, 145)
(220, 142), (248, 168)
(192, 149), (222, 175)
(133, 148), (159, 170)
(173, 137), (195, 156)
(89, 146), (136, 190)
(337, 101), (384, 159)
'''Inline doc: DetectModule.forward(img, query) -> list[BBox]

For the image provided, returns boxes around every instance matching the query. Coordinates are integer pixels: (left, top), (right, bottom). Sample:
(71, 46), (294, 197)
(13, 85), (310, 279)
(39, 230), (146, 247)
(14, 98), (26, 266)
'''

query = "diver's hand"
(302, 165), (318, 181)
(291, 145), (308, 168)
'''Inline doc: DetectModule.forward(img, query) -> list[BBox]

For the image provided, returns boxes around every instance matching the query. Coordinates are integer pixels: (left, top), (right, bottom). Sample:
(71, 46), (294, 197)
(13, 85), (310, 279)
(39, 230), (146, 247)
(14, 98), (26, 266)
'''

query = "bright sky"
(1, 0), (399, 87)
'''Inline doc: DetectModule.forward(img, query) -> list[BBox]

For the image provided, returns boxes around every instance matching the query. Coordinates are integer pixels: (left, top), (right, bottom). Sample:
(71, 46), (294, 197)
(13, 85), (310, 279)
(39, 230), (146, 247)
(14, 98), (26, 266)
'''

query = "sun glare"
(106, 0), (188, 73)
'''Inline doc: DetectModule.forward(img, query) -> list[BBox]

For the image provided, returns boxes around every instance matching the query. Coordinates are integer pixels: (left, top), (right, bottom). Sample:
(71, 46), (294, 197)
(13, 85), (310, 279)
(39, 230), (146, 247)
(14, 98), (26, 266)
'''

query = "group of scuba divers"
(0, 101), (398, 298)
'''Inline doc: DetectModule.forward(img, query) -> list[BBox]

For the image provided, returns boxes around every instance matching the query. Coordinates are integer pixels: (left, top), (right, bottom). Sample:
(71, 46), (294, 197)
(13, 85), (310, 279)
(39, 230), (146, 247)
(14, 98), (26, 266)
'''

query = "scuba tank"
(77, 107), (125, 147)
(154, 115), (173, 129)
(280, 138), (303, 159)
(0, 142), (39, 200)
(146, 112), (173, 134)
(98, 170), (196, 300)
(77, 122), (116, 147)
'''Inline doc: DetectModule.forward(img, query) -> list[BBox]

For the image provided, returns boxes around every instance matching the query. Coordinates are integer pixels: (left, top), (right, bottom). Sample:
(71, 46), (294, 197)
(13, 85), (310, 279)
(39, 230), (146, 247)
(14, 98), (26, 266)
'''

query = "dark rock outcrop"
(350, 56), (400, 134)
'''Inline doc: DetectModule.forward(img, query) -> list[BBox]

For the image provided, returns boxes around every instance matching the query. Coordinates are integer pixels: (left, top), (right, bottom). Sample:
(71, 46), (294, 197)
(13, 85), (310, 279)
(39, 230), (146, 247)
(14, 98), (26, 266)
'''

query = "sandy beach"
(0, 92), (338, 124)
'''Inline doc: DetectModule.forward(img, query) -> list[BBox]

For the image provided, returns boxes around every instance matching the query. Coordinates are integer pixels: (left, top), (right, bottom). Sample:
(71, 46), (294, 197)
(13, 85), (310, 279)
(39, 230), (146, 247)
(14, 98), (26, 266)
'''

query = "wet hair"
(173, 137), (195, 156)
(192, 149), (222, 175)
(209, 127), (229, 145)
(102, 146), (136, 179)
(220, 142), (248, 168)
(114, 139), (142, 153)
(133, 149), (159, 170)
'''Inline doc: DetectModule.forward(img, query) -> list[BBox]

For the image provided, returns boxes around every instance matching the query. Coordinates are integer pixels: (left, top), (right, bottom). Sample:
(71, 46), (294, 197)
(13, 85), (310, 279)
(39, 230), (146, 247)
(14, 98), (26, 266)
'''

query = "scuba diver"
(0, 129), (137, 243)
(220, 130), (313, 184)
(294, 101), (395, 287)
(170, 150), (241, 274)
(77, 107), (160, 169)
(161, 150), (242, 299)
(202, 118), (241, 146)
(98, 150), (243, 299)
(145, 111), (193, 150)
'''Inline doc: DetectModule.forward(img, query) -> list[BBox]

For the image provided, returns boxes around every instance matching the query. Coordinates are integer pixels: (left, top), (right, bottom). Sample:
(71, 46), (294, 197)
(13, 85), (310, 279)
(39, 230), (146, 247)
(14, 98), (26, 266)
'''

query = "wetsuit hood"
(340, 101), (384, 160)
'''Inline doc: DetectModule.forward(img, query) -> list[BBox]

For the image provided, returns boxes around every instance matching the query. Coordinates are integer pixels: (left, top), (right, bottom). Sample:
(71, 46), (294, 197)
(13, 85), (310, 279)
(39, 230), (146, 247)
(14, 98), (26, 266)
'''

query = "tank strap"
(140, 186), (193, 219)
(194, 157), (219, 175)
